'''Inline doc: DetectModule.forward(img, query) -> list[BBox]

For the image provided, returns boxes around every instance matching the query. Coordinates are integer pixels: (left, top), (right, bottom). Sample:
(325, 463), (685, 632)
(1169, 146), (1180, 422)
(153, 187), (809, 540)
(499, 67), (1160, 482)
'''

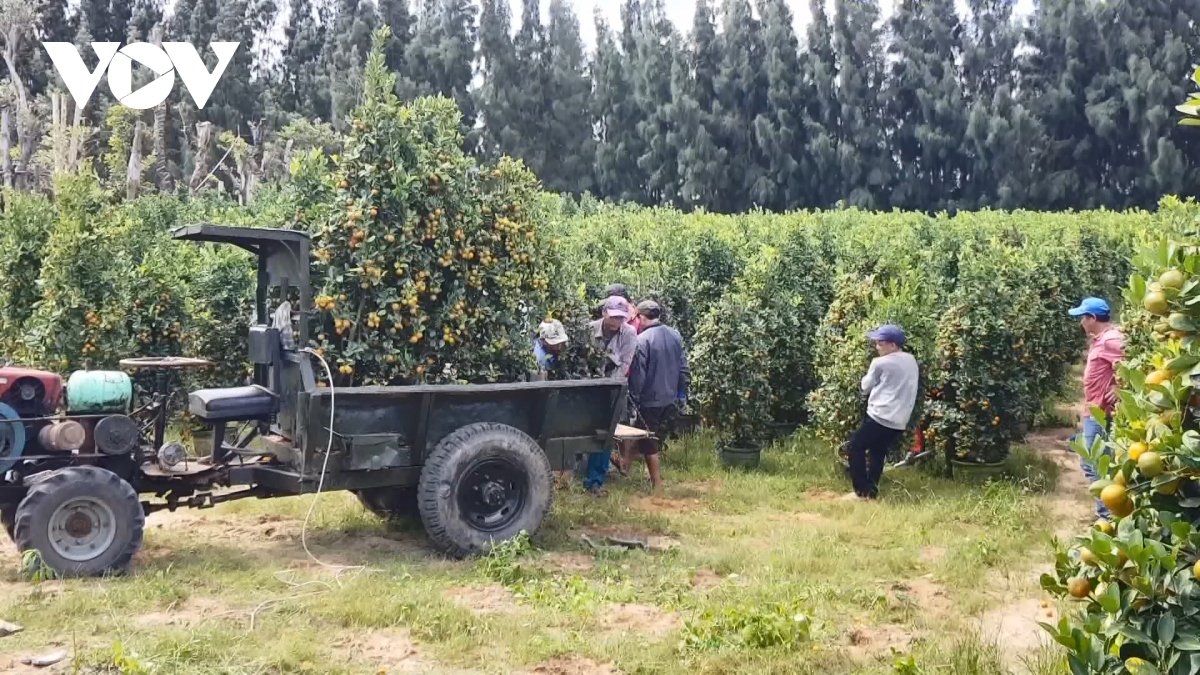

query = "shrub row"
(559, 206), (1146, 462)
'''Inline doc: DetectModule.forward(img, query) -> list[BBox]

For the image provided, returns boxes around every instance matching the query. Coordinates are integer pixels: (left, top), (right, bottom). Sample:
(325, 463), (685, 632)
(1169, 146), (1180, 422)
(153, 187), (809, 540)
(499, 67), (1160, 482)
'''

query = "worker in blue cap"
(1068, 296), (1124, 519)
(843, 324), (920, 500)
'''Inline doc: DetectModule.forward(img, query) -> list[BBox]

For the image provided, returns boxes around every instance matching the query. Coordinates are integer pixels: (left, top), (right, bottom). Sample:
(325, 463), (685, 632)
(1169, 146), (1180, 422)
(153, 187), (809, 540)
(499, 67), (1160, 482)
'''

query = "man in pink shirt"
(1068, 297), (1125, 518)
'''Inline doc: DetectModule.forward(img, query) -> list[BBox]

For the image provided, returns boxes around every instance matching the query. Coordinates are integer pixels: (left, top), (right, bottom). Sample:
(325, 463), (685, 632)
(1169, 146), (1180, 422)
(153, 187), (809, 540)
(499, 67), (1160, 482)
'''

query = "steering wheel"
(119, 356), (213, 371)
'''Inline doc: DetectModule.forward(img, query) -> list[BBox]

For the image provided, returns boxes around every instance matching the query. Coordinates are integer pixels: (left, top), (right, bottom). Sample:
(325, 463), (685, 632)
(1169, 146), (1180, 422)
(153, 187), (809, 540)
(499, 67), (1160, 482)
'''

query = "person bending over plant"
(843, 324), (919, 501)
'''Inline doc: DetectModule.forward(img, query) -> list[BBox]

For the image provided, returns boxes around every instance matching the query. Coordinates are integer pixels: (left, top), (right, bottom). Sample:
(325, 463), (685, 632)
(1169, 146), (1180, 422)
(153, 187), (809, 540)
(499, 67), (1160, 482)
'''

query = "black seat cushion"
(189, 385), (278, 421)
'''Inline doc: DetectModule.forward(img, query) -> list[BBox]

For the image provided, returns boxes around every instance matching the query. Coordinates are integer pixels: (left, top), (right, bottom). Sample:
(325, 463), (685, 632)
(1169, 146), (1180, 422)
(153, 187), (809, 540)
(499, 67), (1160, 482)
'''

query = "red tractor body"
(0, 367), (64, 417)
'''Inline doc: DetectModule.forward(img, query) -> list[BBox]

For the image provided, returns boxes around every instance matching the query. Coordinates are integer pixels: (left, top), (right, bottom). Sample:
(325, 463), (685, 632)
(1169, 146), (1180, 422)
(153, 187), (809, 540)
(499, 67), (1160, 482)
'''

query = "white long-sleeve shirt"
(860, 351), (919, 430)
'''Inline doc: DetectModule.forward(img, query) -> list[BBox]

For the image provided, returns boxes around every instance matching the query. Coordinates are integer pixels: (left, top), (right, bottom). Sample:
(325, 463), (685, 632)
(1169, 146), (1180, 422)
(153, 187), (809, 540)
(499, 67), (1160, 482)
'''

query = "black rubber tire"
(355, 487), (418, 519)
(13, 466), (144, 578)
(417, 422), (552, 558)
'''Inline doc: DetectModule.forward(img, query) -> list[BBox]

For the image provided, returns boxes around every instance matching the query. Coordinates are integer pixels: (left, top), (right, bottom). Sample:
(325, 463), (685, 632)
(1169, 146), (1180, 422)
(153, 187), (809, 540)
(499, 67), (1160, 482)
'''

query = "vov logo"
(41, 42), (240, 110)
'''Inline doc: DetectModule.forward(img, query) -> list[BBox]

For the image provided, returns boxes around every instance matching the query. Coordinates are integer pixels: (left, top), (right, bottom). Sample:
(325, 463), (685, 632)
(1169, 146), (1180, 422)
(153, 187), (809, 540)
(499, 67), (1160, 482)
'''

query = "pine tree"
(832, 0), (891, 209)
(961, 0), (1035, 208)
(321, 0), (379, 129)
(201, 0), (276, 133)
(591, 12), (643, 203)
(377, 0), (412, 76)
(629, 0), (680, 205)
(508, 0), (549, 173)
(964, 85), (1044, 209)
(800, 0), (839, 208)
(126, 0), (164, 42)
(1018, 0), (1106, 209)
(404, 0), (478, 139)
(475, 0), (519, 159)
(78, 0), (134, 44)
(885, 0), (966, 211)
(753, 0), (805, 211)
(1081, 0), (1200, 207)
(278, 0), (330, 120)
(714, 0), (768, 212)
(671, 0), (725, 210)
(543, 0), (594, 194)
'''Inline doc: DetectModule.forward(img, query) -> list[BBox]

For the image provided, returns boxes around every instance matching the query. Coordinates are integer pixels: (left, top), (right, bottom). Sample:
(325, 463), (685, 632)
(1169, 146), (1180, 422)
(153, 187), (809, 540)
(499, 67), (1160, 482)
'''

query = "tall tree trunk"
(153, 101), (171, 191)
(1, 106), (12, 190)
(3, 30), (26, 111)
(127, 120), (144, 200)
(244, 118), (267, 204)
(4, 30), (29, 190)
(189, 121), (214, 196)
(68, 96), (84, 172)
(150, 24), (173, 192)
(50, 91), (62, 176)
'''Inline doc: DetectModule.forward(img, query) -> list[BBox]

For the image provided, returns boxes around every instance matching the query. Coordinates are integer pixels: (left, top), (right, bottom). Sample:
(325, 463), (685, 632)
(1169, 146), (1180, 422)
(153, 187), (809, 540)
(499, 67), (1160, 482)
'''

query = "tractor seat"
(188, 385), (278, 422)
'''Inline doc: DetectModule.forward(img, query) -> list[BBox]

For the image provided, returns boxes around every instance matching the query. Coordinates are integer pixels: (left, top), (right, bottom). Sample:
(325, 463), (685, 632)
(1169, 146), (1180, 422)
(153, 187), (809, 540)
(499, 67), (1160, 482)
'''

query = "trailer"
(0, 224), (627, 576)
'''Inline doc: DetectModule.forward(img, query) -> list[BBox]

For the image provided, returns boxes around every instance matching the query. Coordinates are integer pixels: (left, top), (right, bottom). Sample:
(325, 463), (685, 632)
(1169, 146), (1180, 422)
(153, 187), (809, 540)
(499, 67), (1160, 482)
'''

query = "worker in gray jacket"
(625, 300), (689, 490)
(844, 324), (919, 500)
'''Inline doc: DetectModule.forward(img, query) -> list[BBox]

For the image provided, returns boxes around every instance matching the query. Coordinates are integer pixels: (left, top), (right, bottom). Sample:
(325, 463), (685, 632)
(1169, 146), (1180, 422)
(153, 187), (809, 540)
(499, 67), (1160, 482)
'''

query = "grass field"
(0, 417), (1096, 675)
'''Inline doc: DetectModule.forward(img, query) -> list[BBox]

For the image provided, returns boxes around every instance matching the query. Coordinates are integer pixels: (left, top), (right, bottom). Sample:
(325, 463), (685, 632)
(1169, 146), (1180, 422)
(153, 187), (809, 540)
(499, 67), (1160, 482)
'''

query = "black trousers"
(847, 416), (903, 498)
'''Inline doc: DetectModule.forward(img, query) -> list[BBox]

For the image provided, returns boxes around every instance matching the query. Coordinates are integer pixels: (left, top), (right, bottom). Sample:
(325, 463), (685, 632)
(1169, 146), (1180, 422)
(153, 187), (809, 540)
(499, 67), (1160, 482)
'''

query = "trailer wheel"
(418, 423), (552, 558)
(13, 466), (144, 578)
(355, 487), (418, 520)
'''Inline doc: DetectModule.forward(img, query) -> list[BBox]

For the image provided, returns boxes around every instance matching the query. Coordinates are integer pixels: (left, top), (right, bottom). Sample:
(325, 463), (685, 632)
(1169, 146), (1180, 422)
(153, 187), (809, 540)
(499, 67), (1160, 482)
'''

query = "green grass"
(0, 430), (1082, 674)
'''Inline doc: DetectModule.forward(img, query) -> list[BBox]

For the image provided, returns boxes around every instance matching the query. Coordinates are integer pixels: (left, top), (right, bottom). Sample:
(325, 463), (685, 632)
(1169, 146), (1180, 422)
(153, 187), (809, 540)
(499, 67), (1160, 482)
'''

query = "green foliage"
(679, 601), (812, 652)
(1043, 203), (1200, 672)
(692, 291), (772, 448)
(0, 191), (54, 353)
(19, 548), (56, 583)
(476, 529), (533, 585)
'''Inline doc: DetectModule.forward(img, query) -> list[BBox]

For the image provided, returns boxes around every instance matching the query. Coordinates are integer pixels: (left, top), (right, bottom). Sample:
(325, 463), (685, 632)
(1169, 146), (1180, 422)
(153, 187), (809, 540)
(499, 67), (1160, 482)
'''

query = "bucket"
(720, 444), (761, 469)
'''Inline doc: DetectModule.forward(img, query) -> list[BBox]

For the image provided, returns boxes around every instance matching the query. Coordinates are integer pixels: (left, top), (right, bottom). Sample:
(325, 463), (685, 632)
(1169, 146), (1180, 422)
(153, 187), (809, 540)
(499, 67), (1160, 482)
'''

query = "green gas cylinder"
(66, 371), (133, 413)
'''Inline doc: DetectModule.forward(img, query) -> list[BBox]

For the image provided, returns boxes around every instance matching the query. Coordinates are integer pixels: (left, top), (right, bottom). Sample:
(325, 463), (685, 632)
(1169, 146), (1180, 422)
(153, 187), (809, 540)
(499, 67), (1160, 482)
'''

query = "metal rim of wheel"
(455, 457), (529, 533)
(48, 496), (117, 562)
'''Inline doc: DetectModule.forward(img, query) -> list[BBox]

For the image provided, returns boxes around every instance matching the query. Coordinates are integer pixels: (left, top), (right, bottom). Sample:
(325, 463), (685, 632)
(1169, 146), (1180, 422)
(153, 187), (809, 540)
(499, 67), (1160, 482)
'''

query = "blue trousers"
(1079, 415), (1111, 519)
(584, 451), (610, 490)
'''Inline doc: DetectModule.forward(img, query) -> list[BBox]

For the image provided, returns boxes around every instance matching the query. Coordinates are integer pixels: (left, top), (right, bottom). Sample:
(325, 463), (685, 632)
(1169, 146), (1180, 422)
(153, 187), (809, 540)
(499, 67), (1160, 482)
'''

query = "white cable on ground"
(296, 348), (366, 580)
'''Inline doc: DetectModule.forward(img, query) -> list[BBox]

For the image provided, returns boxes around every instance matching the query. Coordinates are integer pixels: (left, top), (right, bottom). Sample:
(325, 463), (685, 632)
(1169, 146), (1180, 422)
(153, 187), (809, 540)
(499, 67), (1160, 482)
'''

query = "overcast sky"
(567, 0), (1037, 48)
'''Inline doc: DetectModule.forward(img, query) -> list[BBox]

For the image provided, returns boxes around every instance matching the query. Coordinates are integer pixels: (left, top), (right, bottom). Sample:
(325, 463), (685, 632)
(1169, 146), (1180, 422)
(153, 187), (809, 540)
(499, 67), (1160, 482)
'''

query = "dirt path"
(979, 426), (1092, 674)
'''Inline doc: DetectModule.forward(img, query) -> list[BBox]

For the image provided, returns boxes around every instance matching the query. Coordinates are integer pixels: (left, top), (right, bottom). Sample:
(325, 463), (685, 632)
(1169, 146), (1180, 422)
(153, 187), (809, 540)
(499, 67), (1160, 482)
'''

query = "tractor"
(0, 224), (627, 577)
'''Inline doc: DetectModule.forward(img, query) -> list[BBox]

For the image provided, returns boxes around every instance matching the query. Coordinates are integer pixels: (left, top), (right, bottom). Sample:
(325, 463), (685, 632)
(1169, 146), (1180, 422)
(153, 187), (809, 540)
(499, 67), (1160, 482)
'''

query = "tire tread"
(13, 465), (144, 578)
(417, 422), (552, 558)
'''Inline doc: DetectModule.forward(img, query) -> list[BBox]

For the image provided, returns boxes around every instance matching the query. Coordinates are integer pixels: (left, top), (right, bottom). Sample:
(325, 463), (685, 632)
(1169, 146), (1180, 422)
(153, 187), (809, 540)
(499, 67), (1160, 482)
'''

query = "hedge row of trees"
(557, 203), (1147, 460)
(3, 0), (1200, 214)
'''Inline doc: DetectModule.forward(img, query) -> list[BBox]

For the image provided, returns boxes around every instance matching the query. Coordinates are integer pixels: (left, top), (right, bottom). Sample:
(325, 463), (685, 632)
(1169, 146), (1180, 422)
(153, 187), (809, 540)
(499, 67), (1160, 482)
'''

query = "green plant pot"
(720, 444), (761, 469)
(950, 457), (1008, 478)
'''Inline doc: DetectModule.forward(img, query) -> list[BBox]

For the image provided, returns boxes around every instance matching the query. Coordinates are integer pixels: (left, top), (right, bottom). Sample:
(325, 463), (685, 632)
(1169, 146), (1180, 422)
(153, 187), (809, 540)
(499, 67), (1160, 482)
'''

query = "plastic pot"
(720, 444), (761, 469)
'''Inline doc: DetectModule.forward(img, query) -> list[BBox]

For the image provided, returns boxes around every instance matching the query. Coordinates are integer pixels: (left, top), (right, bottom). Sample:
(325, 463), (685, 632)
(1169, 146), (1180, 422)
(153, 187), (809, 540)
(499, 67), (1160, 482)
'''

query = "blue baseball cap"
(867, 324), (906, 346)
(1068, 297), (1110, 318)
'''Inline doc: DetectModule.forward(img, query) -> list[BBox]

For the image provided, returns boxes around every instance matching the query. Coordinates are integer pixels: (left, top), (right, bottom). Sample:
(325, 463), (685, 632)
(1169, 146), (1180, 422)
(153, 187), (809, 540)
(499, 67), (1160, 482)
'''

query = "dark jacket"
(628, 322), (689, 410)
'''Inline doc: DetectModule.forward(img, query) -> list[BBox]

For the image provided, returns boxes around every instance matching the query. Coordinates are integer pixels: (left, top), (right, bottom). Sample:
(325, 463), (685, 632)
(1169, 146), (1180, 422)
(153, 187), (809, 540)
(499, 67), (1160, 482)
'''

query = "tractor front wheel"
(13, 466), (144, 578)
(417, 423), (552, 558)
